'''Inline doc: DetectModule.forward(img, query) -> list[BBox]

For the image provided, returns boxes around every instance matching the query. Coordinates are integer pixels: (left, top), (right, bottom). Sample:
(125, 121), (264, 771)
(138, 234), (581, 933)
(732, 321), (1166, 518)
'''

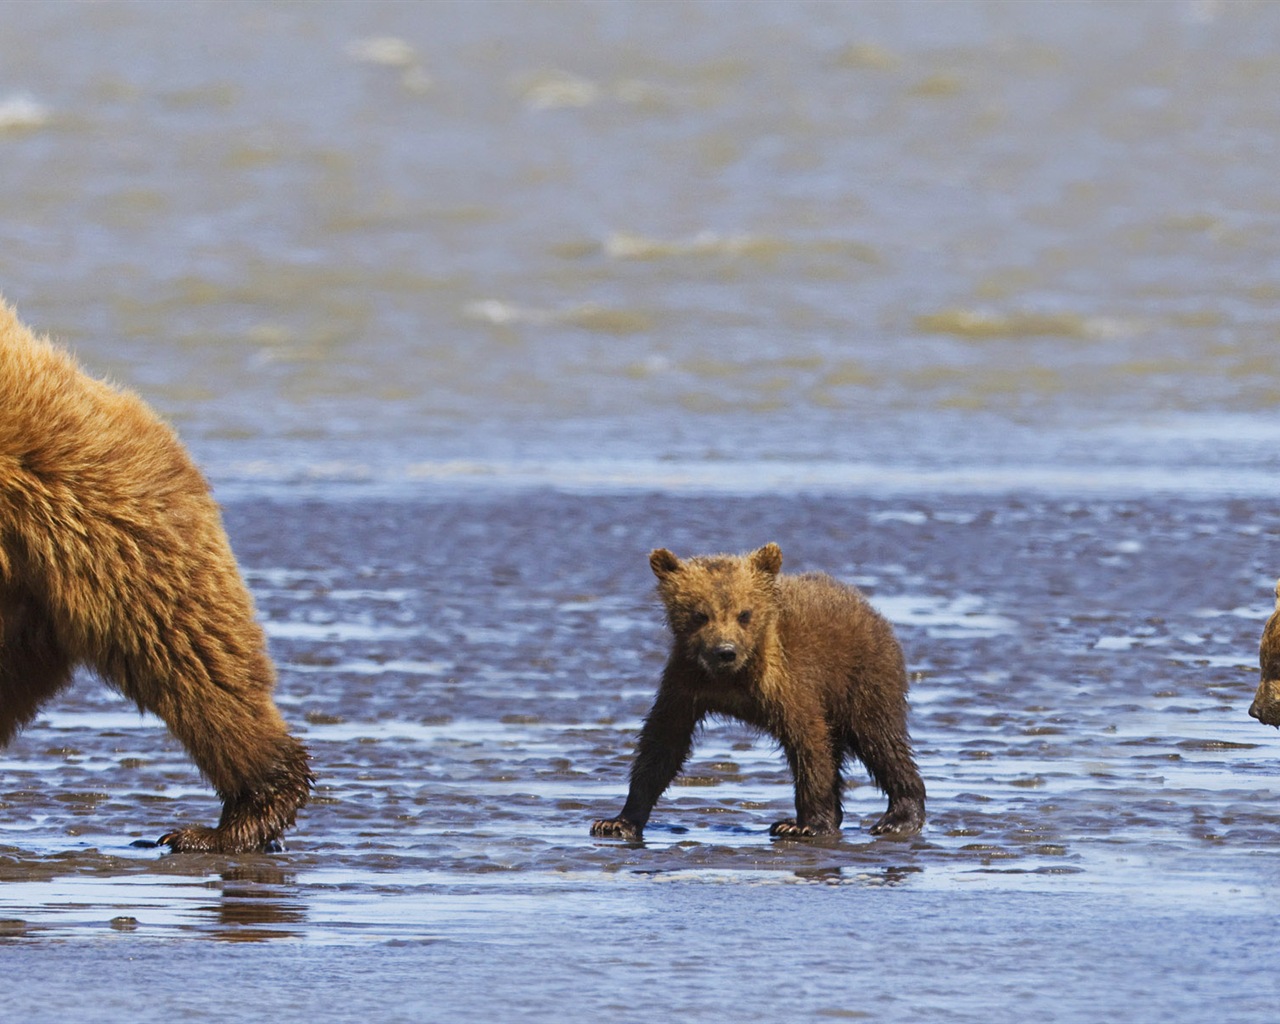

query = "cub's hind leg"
(847, 728), (926, 837)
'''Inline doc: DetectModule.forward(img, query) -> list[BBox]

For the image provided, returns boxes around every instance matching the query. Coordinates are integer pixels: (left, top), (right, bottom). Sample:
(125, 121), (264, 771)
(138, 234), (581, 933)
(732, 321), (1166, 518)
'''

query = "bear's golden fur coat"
(0, 300), (311, 852)
(592, 543), (925, 840)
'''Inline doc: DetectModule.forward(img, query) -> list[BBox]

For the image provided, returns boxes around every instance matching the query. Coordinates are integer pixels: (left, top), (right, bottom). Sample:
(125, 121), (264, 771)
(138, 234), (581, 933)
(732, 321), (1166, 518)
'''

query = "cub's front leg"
(770, 729), (843, 838)
(590, 681), (699, 840)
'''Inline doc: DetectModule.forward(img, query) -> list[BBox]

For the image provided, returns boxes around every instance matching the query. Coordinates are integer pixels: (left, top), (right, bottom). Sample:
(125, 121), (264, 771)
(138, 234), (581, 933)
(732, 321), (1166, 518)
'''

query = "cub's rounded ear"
(650, 548), (682, 579)
(751, 542), (782, 576)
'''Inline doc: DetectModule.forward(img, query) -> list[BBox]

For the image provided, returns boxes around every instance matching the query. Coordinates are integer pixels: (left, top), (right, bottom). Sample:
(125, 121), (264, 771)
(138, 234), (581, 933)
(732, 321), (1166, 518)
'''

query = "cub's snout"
(699, 640), (742, 673)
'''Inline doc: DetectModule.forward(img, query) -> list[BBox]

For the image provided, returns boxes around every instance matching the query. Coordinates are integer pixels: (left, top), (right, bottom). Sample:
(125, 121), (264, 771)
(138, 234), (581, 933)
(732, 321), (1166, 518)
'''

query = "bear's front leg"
(155, 730), (313, 854)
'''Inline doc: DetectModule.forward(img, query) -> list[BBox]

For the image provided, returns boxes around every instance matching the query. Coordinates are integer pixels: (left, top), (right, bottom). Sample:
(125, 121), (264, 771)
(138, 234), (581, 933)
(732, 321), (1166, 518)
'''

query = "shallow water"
(3, 493), (1280, 1020)
(3, 1), (1280, 1021)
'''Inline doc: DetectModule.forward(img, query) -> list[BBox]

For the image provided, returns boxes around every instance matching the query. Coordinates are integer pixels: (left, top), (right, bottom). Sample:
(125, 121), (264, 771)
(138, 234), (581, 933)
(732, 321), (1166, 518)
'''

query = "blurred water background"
(5, 0), (1280, 491)
(2, 2), (1280, 1021)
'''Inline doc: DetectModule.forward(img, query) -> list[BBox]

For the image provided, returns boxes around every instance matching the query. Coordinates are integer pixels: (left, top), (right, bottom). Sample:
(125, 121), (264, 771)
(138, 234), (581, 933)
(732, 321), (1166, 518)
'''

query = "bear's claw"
(158, 826), (286, 854)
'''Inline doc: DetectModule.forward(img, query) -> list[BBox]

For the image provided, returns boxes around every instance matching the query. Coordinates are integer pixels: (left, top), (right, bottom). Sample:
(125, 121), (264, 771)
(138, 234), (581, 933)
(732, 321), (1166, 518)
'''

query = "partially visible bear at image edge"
(592, 543), (926, 840)
(1249, 578), (1280, 727)
(0, 299), (312, 852)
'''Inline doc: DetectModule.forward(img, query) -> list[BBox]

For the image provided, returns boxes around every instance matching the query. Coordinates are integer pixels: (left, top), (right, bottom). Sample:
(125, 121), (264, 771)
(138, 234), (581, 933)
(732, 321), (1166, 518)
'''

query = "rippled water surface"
(4, 0), (1280, 485)
(3, 1), (1280, 1021)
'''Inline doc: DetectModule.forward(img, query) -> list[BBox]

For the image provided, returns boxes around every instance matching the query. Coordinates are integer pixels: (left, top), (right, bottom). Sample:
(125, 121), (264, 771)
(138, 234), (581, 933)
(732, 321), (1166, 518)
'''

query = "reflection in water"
(793, 865), (924, 887)
(0, 860), (306, 943)
(199, 865), (306, 943)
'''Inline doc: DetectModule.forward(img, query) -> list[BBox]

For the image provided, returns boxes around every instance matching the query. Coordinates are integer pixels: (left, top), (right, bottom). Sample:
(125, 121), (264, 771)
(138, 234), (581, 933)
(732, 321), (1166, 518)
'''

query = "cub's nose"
(1249, 700), (1261, 720)
(713, 644), (738, 665)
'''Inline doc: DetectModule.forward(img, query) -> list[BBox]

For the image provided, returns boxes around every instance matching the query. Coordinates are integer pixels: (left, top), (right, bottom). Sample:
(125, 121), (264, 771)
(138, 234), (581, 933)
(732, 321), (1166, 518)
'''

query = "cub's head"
(1252, 578), (1280, 727)
(1250, 678), (1280, 727)
(1249, 576), (1280, 727)
(649, 543), (783, 677)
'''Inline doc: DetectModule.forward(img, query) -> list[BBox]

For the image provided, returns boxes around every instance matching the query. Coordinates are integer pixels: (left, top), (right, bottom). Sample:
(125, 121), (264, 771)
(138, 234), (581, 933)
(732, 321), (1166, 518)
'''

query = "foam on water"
(194, 452), (1280, 502)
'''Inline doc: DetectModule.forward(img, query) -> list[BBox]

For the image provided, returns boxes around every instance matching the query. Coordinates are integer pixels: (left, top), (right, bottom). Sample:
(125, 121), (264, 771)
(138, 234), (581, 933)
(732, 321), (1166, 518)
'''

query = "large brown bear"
(591, 543), (925, 840)
(0, 300), (312, 852)
(1249, 578), (1280, 727)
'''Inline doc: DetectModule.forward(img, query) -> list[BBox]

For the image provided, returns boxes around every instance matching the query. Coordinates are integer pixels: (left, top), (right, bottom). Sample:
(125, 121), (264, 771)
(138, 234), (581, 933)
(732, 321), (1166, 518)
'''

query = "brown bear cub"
(592, 543), (925, 840)
(1249, 579), (1280, 727)
(0, 300), (312, 852)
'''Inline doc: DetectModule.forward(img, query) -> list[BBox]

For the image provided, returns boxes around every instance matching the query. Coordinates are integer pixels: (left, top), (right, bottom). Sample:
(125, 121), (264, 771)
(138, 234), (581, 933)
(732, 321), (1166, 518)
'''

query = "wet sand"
(2, 488), (1277, 1021)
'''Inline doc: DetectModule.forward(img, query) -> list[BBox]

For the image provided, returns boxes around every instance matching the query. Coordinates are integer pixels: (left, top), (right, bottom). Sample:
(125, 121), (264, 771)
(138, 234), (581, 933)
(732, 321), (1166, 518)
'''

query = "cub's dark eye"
(689, 611), (709, 628)
(738, 609), (752, 625)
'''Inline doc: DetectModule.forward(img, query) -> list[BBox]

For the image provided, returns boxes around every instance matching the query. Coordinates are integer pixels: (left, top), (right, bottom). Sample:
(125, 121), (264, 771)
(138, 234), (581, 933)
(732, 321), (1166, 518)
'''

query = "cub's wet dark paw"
(769, 818), (837, 838)
(130, 838), (161, 849)
(869, 803), (925, 837)
(590, 818), (642, 840)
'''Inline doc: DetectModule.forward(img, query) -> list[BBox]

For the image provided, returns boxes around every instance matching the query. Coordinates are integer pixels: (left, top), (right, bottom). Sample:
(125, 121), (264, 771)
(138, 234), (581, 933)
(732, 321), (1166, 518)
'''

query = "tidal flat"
(0, 490), (1276, 1022)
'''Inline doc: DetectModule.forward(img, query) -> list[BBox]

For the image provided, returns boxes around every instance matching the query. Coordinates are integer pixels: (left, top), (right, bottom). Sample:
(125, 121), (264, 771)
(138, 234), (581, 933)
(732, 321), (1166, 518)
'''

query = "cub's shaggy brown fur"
(0, 300), (311, 852)
(592, 543), (925, 840)
(1249, 579), (1280, 727)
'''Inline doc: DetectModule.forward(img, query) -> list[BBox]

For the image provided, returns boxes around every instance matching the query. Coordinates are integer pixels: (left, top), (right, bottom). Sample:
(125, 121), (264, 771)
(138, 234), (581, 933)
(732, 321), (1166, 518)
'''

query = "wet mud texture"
(1, 491), (1278, 1022)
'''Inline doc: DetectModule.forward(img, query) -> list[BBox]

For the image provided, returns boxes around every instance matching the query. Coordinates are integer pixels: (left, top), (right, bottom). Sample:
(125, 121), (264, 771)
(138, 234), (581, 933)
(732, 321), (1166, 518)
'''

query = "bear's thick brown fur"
(591, 543), (925, 840)
(0, 300), (312, 852)
(1249, 579), (1280, 727)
